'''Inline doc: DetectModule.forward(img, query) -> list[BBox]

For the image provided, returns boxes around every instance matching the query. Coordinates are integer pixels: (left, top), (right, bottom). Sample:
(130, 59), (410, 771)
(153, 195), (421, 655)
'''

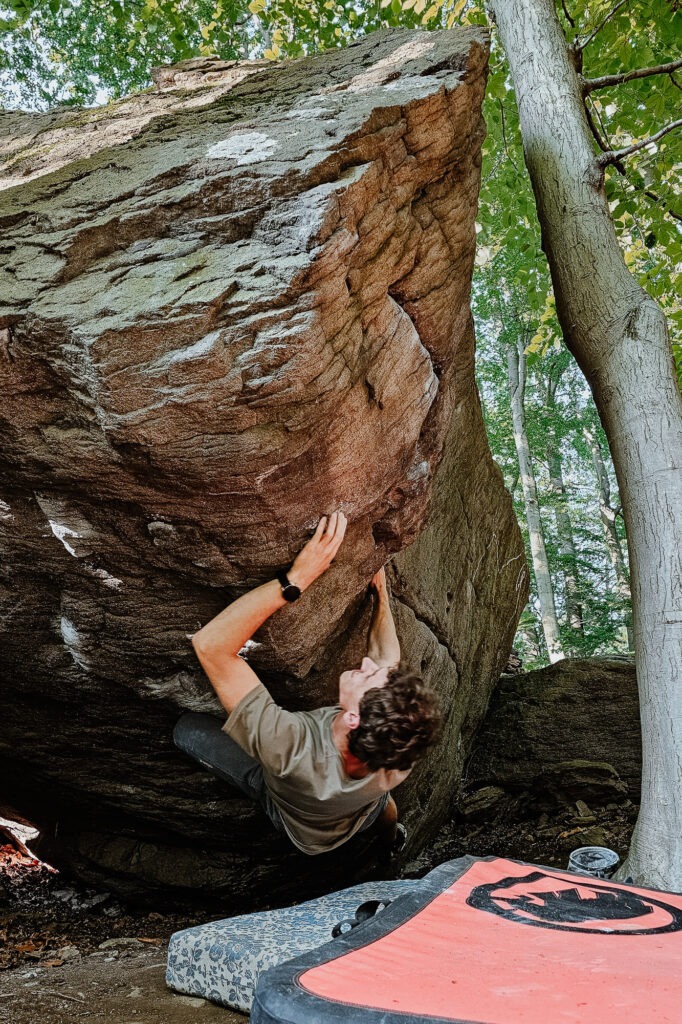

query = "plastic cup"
(567, 846), (620, 879)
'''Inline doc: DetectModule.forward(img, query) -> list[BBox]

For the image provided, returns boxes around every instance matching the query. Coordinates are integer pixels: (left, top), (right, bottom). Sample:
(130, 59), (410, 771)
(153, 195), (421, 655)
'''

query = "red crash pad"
(252, 855), (682, 1023)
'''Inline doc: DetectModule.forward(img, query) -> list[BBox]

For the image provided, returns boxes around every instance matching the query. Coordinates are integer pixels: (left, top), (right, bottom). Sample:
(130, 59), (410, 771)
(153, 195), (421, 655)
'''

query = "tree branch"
(592, 98), (614, 149)
(584, 98), (609, 151)
(499, 99), (520, 171)
(598, 118), (682, 166)
(609, 164), (682, 225)
(560, 0), (575, 28)
(578, 0), (630, 52)
(583, 58), (682, 94)
(591, 104), (682, 222)
(640, 187), (682, 223)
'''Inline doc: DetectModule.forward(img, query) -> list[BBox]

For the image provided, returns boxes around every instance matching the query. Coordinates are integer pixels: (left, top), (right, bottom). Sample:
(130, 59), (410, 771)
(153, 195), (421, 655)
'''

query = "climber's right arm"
(192, 579), (287, 713)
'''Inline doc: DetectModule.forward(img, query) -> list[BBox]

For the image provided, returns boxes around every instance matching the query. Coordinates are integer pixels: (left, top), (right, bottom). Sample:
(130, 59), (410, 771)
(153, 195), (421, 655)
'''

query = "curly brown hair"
(347, 664), (443, 772)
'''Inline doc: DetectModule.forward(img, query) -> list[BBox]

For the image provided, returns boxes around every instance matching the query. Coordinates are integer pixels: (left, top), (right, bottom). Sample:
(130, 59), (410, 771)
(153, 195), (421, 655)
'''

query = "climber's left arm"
(367, 567), (401, 669)
(192, 512), (347, 712)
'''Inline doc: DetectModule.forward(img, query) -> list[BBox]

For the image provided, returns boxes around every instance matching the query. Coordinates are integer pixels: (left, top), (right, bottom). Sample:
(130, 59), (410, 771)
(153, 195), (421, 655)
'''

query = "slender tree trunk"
(506, 340), (564, 662)
(545, 380), (584, 634)
(520, 615), (543, 663)
(584, 424), (634, 651)
(491, 0), (682, 888)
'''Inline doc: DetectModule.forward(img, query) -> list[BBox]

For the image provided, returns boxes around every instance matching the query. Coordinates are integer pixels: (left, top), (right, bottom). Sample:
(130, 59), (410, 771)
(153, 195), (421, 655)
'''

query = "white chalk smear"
(89, 567), (123, 590)
(49, 520), (80, 556)
(206, 132), (279, 165)
(60, 616), (90, 669)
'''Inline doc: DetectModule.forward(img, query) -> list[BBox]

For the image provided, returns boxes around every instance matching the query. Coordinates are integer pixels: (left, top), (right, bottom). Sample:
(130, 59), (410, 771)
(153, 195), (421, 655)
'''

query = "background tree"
(474, 253), (632, 666)
(542, 352), (584, 636)
(506, 336), (564, 663)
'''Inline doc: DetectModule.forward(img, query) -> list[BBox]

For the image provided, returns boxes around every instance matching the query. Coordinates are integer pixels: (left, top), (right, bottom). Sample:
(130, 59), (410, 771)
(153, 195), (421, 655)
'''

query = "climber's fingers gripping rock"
(288, 512), (347, 591)
(371, 566), (387, 596)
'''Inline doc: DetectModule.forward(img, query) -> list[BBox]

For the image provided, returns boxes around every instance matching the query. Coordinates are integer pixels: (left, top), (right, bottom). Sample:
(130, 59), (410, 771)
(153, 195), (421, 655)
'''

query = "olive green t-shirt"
(223, 683), (410, 855)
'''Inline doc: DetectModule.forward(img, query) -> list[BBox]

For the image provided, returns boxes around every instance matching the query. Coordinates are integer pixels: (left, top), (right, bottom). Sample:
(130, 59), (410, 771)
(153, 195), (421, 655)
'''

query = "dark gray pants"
(172, 712), (388, 843)
(173, 712), (285, 831)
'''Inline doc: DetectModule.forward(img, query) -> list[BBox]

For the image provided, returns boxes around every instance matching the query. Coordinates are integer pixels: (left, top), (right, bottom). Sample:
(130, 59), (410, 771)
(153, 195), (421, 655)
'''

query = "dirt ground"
(0, 801), (636, 1024)
(0, 945), (246, 1024)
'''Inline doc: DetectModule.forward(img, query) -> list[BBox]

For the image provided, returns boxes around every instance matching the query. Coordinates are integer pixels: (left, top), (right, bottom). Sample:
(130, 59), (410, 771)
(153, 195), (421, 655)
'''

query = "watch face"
(283, 583), (301, 601)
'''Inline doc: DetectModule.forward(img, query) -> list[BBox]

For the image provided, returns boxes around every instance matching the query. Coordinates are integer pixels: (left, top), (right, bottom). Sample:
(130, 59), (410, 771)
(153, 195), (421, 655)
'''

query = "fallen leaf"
(16, 942), (39, 952)
(137, 937), (163, 945)
(44, 960), (64, 968)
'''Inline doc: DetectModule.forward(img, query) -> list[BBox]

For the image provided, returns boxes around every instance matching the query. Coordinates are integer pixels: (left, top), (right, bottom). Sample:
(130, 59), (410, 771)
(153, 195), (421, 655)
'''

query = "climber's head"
(339, 656), (390, 726)
(340, 659), (443, 771)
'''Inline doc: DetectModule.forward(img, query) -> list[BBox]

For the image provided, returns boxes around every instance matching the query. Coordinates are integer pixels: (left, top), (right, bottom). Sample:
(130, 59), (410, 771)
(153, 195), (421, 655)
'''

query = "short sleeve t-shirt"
(223, 683), (410, 855)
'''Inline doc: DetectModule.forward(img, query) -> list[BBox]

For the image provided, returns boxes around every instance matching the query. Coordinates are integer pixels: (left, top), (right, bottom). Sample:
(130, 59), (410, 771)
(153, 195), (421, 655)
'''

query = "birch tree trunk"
(491, 0), (682, 888)
(545, 379), (584, 634)
(507, 340), (564, 662)
(584, 424), (634, 651)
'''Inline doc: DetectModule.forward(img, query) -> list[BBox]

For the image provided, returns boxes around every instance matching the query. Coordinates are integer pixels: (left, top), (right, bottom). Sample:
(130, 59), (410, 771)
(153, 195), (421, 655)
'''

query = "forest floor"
(0, 801), (636, 1024)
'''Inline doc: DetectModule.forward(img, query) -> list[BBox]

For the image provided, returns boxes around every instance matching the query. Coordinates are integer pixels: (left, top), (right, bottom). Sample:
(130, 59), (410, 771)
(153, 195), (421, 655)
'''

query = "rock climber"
(173, 511), (443, 858)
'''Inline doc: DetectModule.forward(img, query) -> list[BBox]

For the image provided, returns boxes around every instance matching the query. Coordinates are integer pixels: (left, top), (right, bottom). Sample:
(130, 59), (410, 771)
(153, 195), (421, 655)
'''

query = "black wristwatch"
(276, 569), (301, 602)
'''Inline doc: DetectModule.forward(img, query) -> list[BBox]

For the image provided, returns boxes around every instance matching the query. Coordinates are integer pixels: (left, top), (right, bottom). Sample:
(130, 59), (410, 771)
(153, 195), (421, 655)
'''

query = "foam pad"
(252, 855), (682, 1024)
(166, 879), (416, 1012)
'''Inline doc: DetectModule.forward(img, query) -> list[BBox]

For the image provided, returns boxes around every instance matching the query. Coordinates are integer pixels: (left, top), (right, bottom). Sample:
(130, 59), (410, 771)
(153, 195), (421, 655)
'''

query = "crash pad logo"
(467, 870), (682, 935)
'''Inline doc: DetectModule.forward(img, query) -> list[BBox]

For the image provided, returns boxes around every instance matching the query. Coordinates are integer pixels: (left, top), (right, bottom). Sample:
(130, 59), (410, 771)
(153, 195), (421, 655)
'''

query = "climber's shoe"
(392, 822), (408, 854)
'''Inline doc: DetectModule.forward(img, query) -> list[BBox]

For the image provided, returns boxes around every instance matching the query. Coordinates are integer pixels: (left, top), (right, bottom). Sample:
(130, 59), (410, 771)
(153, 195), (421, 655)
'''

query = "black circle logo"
(467, 870), (682, 935)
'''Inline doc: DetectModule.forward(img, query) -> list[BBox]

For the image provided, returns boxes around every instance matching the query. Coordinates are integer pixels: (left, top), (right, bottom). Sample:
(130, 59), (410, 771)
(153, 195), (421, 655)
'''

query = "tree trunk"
(545, 378), (584, 634)
(584, 424), (634, 651)
(507, 339), (564, 662)
(491, 0), (682, 888)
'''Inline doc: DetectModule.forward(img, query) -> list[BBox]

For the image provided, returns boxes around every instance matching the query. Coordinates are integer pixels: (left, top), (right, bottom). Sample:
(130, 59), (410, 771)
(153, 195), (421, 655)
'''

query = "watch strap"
(276, 569), (291, 590)
(276, 569), (301, 601)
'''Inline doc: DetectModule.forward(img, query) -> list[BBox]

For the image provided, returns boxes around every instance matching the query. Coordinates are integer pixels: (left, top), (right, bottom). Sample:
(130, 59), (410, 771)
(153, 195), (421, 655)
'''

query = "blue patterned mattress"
(166, 879), (417, 1012)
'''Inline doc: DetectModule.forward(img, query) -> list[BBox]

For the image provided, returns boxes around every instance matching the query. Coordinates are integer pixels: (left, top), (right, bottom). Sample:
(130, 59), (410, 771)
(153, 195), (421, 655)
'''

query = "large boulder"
(0, 27), (528, 902)
(464, 657), (641, 817)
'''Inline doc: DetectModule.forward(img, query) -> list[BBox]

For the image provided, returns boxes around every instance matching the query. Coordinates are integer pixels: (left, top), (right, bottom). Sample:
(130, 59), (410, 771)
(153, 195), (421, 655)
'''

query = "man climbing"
(173, 511), (442, 858)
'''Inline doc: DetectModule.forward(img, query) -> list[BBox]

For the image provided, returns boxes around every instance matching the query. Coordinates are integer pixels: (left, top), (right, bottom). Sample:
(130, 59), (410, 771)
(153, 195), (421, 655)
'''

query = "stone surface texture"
(0, 28), (527, 901)
(465, 656), (640, 814)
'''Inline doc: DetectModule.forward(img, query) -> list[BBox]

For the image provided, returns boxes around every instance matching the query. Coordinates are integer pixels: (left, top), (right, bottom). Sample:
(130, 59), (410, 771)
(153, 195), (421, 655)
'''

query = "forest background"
(1, 0), (680, 668)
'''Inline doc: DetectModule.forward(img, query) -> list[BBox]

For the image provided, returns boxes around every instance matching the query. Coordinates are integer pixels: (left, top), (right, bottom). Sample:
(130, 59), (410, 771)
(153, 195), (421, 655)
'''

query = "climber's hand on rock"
(371, 566), (388, 598)
(288, 512), (347, 591)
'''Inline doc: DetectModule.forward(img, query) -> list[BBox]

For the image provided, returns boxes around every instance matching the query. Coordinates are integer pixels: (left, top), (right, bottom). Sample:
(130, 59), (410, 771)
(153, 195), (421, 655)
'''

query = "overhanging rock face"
(0, 28), (528, 902)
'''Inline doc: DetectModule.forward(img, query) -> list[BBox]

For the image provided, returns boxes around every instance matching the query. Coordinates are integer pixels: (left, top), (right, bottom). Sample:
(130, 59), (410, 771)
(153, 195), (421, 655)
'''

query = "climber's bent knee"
(172, 711), (266, 803)
(173, 712), (224, 754)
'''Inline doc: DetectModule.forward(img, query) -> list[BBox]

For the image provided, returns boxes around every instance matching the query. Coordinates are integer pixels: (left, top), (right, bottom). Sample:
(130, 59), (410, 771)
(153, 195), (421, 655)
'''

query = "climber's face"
(338, 657), (389, 730)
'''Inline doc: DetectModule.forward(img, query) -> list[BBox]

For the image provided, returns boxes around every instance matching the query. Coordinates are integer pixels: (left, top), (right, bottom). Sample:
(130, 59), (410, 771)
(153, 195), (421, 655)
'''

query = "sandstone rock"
(560, 826), (609, 852)
(466, 657), (640, 811)
(503, 648), (523, 674)
(98, 939), (144, 951)
(0, 28), (527, 900)
(56, 945), (81, 961)
(460, 785), (512, 822)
